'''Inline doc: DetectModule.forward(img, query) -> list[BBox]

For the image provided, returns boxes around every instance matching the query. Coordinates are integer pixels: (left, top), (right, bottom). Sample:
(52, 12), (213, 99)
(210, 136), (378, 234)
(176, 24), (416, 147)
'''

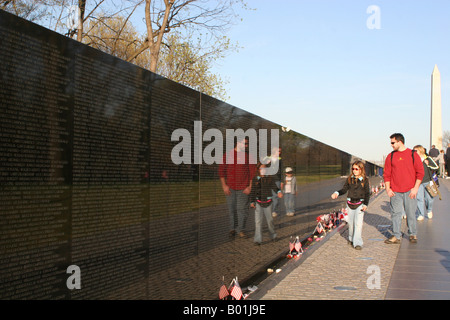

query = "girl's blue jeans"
(347, 204), (365, 247)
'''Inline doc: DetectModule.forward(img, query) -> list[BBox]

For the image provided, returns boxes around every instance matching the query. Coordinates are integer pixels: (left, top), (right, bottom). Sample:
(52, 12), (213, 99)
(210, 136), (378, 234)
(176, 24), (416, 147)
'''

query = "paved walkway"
(251, 178), (450, 300)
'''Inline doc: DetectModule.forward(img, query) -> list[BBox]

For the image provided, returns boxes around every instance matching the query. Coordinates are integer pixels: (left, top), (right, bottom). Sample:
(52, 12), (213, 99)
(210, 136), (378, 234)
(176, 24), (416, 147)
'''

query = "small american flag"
(294, 238), (302, 253)
(230, 278), (243, 300)
(219, 282), (229, 300)
(316, 222), (324, 234)
(289, 237), (295, 252)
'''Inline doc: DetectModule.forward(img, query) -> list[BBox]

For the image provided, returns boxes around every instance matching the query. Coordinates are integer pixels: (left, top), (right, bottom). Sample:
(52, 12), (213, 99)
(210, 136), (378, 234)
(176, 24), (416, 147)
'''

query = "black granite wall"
(0, 10), (380, 299)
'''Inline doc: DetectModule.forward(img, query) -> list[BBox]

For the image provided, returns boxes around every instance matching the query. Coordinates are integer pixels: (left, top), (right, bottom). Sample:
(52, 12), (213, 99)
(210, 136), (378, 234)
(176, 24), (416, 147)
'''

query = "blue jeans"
(390, 191), (417, 239)
(226, 189), (249, 233)
(416, 183), (434, 218)
(347, 204), (365, 247)
(284, 193), (295, 214)
(254, 203), (276, 243)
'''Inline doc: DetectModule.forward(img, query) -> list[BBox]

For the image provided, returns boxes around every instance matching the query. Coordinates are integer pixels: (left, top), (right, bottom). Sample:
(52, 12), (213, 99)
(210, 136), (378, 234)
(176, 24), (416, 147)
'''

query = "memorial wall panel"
(70, 47), (150, 299)
(0, 10), (380, 300)
(146, 76), (202, 299)
(0, 20), (71, 299)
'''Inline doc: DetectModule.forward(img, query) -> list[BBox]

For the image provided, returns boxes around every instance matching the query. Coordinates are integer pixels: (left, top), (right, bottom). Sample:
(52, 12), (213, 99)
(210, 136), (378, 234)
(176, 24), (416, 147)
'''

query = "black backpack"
(390, 149), (416, 164)
(391, 150), (440, 186)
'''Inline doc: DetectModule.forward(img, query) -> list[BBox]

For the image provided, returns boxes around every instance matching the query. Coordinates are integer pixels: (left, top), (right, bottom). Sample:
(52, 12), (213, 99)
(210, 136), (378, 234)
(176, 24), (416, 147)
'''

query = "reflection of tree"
(149, 75), (199, 183)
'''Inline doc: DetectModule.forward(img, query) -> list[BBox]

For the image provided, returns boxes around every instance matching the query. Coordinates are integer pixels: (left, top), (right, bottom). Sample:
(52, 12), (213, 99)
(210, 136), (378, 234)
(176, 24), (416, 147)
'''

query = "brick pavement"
(254, 188), (403, 300)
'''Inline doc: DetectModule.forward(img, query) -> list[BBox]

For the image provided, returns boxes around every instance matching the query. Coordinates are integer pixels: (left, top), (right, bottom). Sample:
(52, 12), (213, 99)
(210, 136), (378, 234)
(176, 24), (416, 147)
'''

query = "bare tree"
(1, 0), (57, 21)
(442, 130), (450, 149)
(3, 0), (248, 99)
(64, 0), (105, 40)
(82, 0), (245, 95)
(128, 0), (246, 72)
(157, 31), (234, 99)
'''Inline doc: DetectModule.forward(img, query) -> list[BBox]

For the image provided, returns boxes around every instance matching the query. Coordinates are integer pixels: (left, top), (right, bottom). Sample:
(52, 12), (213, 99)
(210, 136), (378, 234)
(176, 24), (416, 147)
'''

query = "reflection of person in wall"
(264, 147), (282, 218)
(250, 163), (283, 245)
(281, 167), (297, 216)
(219, 138), (257, 238)
(331, 161), (370, 250)
(161, 169), (169, 183)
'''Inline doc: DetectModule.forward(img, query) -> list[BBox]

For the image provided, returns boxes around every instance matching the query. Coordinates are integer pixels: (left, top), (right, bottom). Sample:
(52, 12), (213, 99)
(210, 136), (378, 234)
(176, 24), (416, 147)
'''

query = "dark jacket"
(250, 175), (281, 208)
(337, 176), (371, 206)
(421, 156), (438, 184)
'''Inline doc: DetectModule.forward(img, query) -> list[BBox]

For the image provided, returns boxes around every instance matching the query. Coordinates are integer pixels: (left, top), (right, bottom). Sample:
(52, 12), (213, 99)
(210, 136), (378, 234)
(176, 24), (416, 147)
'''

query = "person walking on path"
(429, 145), (439, 161)
(219, 137), (257, 238)
(383, 133), (424, 244)
(331, 160), (371, 250)
(446, 143), (450, 179)
(438, 150), (446, 178)
(249, 163), (283, 245)
(414, 145), (439, 220)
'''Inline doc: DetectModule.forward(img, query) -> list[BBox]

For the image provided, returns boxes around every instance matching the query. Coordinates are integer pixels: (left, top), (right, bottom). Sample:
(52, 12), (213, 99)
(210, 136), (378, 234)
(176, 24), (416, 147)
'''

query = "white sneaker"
(286, 212), (294, 217)
(417, 216), (424, 221)
(427, 212), (433, 219)
(272, 212), (278, 218)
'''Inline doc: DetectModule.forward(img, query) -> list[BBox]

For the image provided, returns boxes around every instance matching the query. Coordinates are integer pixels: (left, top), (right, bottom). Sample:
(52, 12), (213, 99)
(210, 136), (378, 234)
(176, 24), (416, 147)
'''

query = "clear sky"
(211, 0), (450, 164)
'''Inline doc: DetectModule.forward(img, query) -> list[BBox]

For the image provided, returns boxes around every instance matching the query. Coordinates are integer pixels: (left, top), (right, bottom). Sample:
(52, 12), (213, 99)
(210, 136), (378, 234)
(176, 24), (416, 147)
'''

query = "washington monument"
(430, 64), (443, 150)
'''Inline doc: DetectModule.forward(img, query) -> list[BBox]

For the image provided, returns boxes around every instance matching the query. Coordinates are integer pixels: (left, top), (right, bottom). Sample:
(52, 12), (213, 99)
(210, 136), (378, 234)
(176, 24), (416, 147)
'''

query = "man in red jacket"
(219, 137), (257, 237)
(384, 133), (424, 244)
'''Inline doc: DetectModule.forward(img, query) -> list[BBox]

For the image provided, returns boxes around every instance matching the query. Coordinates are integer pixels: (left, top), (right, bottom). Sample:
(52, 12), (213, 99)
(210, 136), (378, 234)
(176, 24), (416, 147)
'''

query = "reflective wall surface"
(0, 10), (380, 299)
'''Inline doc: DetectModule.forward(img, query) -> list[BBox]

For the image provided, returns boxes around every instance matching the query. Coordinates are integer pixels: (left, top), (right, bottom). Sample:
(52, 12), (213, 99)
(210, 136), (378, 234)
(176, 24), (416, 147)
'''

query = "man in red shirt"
(219, 137), (257, 237)
(384, 133), (424, 244)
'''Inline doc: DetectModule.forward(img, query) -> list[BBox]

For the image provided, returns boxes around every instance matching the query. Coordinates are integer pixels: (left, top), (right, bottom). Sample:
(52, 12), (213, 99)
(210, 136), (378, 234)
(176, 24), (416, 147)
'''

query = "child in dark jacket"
(331, 161), (371, 250)
(250, 164), (283, 245)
